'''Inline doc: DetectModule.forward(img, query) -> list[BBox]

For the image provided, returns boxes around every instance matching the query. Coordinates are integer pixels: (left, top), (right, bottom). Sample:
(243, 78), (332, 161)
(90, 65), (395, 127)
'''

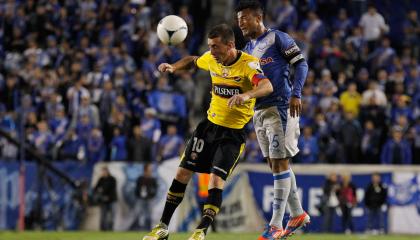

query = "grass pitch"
(0, 232), (420, 240)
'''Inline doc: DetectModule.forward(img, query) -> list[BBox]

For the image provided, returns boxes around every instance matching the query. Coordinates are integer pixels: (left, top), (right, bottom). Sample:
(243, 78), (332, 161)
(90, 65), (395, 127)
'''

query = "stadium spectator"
(87, 128), (106, 165)
(320, 172), (340, 233)
(127, 125), (153, 163)
(77, 94), (100, 128)
(367, 37), (396, 72)
(300, 11), (326, 45)
(58, 129), (86, 162)
(48, 105), (69, 142)
(93, 166), (117, 231)
(28, 120), (54, 156)
(410, 117), (420, 164)
(135, 163), (158, 230)
(272, 0), (298, 32)
(97, 80), (116, 127)
(110, 127), (128, 161)
(156, 125), (184, 163)
(337, 174), (357, 234)
(325, 101), (343, 136)
(380, 126), (412, 164)
(403, 10), (420, 59)
(333, 9), (353, 39)
(340, 82), (362, 117)
(359, 4), (389, 53)
(364, 172), (387, 234)
(297, 126), (319, 163)
(361, 81), (388, 107)
(361, 120), (382, 164)
(337, 111), (363, 164)
(141, 108), (162, 143)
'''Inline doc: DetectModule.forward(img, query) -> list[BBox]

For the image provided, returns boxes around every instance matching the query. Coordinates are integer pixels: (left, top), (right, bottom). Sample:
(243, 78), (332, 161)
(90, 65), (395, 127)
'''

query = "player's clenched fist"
(158, 63), (175, 73)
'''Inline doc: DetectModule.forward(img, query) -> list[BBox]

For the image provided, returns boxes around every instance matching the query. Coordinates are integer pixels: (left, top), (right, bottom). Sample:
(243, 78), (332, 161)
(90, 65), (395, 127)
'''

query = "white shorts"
(253, 106), (300, 159)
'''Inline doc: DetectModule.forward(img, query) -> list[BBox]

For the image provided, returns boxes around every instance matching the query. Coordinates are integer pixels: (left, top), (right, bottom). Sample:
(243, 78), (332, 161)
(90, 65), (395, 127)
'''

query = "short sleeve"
(245, 60), (267, 86)
(195, 51), (211, 71)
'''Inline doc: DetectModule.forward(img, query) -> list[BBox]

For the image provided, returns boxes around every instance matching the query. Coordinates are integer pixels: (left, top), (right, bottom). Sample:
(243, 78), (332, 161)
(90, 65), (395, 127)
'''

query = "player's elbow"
(294, 59), (308, 69)
(262, 79), (273, 96)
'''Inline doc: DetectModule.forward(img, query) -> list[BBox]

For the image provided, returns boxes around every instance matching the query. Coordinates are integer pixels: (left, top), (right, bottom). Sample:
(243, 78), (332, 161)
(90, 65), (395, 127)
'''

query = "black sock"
(197, 188), (223, 233)
(160, 179), (187, 225)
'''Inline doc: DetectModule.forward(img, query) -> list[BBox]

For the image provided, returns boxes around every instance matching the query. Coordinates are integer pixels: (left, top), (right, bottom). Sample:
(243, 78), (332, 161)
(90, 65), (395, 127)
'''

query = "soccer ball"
(157, 15), (188, 45)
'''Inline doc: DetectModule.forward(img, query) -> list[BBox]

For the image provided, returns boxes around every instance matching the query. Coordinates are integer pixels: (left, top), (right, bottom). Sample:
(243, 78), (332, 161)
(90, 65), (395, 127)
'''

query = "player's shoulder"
(270, 29), (293, 41)
(239, 51), (260, 67)
(238, 51), (262, 72)
(240, 51), (259, 62)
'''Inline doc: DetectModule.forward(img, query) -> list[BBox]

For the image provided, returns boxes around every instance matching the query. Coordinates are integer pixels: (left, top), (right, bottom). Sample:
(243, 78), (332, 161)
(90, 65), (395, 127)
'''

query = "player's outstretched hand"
(158, 63), (175, 73)
(289, 96), (302, 117)
(228, 93), (250, 108)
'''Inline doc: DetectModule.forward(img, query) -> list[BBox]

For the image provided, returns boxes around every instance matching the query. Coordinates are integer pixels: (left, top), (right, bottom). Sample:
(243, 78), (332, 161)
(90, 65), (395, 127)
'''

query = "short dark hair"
(208, 24), (235, 44)
(235, 0), (264, 14)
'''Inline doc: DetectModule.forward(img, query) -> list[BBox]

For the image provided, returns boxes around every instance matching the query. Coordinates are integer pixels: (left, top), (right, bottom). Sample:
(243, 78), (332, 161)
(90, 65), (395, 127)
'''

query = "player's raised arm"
(158, 55), (198, 73)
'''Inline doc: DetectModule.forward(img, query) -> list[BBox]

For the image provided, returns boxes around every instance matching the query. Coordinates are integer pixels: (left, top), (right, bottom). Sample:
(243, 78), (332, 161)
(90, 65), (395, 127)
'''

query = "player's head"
(235, 0), (264, 38)
(207, 24), (236, 64)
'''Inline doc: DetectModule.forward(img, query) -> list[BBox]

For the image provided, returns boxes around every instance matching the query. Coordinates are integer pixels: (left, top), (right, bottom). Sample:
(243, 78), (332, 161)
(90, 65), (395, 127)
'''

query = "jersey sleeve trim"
(289, 54), (305, 65)
(251, 74), (267, 86)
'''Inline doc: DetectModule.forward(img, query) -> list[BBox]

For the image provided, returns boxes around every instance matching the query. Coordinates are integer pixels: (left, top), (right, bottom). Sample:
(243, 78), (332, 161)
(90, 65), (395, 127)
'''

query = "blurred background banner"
(388, 173), (420, 234)
(0, 161), (90, 230)
(2, 160), (420, 234)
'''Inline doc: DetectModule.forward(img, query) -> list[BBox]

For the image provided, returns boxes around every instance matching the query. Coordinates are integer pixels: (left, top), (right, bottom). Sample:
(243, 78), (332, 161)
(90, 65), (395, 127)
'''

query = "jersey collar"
(249, 28), (272, 50)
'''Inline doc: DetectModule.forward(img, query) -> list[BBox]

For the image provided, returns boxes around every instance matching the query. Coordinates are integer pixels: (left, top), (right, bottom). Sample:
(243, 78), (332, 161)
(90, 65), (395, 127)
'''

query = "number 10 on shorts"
(192, 137), (204, 152)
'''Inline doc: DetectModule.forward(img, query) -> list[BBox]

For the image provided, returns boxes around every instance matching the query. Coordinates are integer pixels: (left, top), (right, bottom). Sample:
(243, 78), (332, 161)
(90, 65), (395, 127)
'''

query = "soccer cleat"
(257, 224), (283, 240)
(142, 222), (169, 240)
(280, 212), (310, 239)
(188, 228), (206, 240)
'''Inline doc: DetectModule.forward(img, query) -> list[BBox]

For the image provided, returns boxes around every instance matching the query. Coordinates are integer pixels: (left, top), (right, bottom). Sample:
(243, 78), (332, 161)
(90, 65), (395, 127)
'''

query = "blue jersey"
(243, 29), (307, 109)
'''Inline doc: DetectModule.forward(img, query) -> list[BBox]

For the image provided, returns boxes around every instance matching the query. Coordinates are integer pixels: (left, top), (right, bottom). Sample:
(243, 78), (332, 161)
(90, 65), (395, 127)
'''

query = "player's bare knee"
(175, 167), (193, 184)
(208, 173), (225, 189)
(271, 158), (290, 172)
(265, 157), (272, 170)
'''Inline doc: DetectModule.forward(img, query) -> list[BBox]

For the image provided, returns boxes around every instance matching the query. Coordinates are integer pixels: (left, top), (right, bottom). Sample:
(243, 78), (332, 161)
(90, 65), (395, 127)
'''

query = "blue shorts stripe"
(273, 172), (291, 180)
(277, 106), (288, 135)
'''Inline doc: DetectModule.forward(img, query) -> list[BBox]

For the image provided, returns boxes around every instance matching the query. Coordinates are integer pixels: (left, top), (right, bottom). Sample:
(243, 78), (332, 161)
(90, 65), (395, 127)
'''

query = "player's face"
(208, 37), (233, 64)
(237, 9), (260, 38)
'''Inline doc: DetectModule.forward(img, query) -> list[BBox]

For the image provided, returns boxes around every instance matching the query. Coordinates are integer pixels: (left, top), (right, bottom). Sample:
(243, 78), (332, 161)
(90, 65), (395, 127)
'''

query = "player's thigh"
(212, 129), (246, 181)
(262, 106), (299, 159)
(253, 109), (270, 157)
(284, 109), (300, 157)
(179, 119), (215, 173)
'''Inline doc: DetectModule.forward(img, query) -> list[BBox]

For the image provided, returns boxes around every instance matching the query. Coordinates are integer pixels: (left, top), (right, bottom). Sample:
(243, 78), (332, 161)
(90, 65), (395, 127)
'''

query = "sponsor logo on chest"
(213, 85), (242, 98)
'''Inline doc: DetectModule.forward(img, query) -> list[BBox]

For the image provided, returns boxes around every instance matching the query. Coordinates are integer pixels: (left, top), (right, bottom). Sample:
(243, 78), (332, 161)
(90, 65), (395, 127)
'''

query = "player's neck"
(252, 25), (267, 40)
(222, 49), (240, 66)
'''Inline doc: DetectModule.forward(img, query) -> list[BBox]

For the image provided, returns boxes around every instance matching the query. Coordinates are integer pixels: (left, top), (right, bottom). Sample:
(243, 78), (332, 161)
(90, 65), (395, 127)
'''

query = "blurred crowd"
(0, 0), (211, 165)
(0, 0), (419, 166)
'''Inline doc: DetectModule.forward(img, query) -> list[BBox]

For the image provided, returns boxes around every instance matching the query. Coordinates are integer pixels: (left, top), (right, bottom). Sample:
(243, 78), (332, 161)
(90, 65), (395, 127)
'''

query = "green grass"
(1, 232), (420, 240)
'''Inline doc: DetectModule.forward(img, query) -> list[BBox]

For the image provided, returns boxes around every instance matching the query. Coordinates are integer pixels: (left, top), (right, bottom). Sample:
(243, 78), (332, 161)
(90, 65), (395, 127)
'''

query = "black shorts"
(179, 118), (246, 180)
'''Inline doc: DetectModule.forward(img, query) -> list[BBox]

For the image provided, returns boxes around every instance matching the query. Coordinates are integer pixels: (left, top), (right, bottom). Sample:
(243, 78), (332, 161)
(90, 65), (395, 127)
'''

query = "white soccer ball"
(157, 15), (188, 45)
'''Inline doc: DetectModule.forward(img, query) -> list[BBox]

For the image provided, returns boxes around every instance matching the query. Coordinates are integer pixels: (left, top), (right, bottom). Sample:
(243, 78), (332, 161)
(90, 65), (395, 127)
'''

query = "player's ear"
(228, 40), (235, 49)
(256, 13), (263, 23)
